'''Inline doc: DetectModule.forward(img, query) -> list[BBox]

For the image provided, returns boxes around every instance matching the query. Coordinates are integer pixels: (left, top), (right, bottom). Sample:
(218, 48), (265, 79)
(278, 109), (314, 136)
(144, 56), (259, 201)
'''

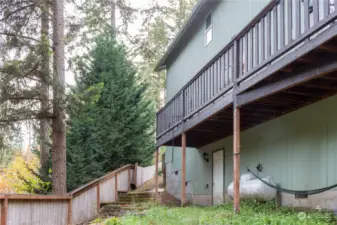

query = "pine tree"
(67, 30), (155, 190)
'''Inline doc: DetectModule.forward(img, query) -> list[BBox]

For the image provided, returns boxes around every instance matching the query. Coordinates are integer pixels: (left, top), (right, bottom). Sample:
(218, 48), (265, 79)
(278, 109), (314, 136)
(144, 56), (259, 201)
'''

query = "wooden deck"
(157, 0), (337, 148)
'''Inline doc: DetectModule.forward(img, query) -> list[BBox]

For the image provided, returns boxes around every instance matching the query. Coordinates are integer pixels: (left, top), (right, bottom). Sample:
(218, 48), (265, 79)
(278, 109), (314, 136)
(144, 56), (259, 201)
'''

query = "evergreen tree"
(67, 30), (155, 191)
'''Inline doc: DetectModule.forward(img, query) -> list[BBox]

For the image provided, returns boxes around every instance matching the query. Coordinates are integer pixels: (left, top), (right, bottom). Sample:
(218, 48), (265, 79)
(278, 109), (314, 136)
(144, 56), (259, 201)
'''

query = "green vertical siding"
(164, 0), (272, 197)
(200, 94), (337, 193)
(166, 95), (337, 196)
(165, 0), (271, 102)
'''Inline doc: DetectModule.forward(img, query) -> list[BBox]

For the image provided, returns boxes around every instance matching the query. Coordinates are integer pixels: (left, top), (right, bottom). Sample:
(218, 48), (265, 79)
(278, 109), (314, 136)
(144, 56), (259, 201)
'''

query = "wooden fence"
(136, 162), (162, 187)
(0, 164), (137, 225)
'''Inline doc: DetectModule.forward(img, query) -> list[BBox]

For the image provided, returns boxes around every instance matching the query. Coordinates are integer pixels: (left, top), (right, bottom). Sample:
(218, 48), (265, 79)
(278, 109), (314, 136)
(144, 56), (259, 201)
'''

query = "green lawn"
(97, 201), (337, 225)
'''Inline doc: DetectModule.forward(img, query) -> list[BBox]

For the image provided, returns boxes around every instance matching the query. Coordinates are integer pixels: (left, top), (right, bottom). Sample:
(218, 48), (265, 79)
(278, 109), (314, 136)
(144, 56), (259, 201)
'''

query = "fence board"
(117, 170), (129, 191)
(72, 186), (98, 224)
(136, 163), (162, 187)
(99, 176), (116, 204)
(130, 169), (134, 185)
(7, 200), (68, 225)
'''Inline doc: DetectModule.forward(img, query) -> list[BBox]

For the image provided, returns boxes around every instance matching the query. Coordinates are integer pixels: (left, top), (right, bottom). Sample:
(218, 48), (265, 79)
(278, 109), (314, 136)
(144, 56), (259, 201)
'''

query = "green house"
(155, 0), (337, 211)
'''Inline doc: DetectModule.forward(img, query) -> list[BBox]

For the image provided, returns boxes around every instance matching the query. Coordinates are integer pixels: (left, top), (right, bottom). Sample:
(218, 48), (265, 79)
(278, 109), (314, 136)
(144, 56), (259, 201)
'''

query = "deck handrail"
(156, 0), (279, 118)
(156, 0), (337, 139)
(69, 164), (134, 197)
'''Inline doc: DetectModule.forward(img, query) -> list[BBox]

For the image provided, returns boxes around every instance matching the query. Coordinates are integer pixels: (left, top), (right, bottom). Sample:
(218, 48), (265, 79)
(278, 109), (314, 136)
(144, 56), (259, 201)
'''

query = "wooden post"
(181, 133), (186, 206)
(97, 182), (100, 213)
(155, 148), (159, 200)
(233, 107), (241, 213)
(128, 167), (131, 191)
(115, 173), (118, 201)
(67, 198), (72, 225)
(2, 197), (8, 225)
(134, 162), (138, 187)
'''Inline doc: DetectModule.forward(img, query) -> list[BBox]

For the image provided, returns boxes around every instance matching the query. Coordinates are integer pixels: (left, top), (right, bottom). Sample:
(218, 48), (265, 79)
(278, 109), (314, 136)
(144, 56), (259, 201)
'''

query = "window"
(205, 13), (212, 46)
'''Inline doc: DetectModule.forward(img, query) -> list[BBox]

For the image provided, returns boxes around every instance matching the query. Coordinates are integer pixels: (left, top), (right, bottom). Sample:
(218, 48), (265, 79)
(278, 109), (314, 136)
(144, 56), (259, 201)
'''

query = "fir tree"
(67, 30), (155, 190)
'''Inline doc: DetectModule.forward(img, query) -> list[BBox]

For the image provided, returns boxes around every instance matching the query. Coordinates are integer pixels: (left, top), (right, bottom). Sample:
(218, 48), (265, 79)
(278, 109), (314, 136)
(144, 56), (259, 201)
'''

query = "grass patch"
(96, 201), (337, 225)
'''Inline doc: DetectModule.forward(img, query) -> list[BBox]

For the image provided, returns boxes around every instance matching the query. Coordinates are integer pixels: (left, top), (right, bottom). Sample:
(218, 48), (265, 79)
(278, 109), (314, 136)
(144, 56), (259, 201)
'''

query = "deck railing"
(156, 0), (337, 139)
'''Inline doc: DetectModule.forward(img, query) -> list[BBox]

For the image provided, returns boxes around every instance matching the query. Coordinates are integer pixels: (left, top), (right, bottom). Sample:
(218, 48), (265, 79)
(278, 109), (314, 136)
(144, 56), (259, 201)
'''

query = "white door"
(213, 150), (224, 205)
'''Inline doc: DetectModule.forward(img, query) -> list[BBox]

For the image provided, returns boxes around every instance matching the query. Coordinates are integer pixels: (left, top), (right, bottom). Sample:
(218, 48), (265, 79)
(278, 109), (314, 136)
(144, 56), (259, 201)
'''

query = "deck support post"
(181, 132), (187, 206)
(155, 148), (159, 200)
(233, 107), (241, 213)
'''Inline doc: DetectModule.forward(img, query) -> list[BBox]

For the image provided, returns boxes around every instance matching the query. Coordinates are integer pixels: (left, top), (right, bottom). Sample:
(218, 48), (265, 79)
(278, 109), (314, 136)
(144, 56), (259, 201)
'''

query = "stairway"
(99, 192), (154, 218)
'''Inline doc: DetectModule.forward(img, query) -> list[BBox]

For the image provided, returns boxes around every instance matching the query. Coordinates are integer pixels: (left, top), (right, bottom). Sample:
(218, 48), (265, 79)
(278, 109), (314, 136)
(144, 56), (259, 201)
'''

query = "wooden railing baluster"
(249, 30), (253, 70)
(273, 6), (278, 54)
(304, 0), (309, 31)
(287, 0), (292, 44)
(313, 0), (319, 25)
(324, 0), (329, 18)
(239, 38), (243, 77)
(217, 59), (221, 92)
(254, 25), (259, 67)
(280, 0), (285, 48)
(295, 0), (301, 38)
(261, 18), (265, 62)
(267, 11), (272, 58)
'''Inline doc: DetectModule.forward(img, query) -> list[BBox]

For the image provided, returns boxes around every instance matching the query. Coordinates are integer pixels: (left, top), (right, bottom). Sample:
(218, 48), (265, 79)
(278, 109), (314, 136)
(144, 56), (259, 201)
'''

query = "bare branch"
(0, 32), (41, 43)
(0, 3), (36, 22)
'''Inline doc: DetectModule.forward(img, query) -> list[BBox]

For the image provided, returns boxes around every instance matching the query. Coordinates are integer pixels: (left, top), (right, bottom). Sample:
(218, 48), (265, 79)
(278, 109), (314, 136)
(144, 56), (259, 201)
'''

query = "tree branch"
(0, 3), (36, 22)
(0, 32), (41, 43)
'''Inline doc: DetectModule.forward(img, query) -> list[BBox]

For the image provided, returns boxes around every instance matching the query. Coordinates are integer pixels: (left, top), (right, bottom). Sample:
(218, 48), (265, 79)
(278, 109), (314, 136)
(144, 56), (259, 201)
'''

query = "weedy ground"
(91, 201), (337, 225)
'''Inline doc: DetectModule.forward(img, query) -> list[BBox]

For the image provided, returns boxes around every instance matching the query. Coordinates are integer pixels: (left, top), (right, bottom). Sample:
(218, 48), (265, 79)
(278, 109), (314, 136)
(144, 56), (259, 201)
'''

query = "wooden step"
(119, 198), (153, 202)
(99, 203), (150, 218)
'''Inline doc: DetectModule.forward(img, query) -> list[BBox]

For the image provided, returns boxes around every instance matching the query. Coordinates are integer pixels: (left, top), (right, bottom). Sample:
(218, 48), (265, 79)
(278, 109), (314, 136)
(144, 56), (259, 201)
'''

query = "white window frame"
(205, 12), (213, 47)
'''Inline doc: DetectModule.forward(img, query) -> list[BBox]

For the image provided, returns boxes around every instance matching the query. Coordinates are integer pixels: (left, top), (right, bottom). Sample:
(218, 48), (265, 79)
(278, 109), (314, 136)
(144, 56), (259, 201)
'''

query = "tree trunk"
(52, 0), (66, 195)
(111, 0), (116, 29)
(40, 0), (50, 179)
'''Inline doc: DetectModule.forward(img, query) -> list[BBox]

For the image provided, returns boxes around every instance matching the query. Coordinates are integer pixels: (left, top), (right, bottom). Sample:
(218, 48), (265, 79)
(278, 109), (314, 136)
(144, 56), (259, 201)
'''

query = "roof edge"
(154, 0), (208, 72)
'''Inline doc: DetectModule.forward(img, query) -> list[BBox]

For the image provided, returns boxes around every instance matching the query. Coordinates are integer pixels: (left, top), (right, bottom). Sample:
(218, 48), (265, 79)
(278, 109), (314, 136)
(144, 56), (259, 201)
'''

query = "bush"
(105, 217), (121, 225)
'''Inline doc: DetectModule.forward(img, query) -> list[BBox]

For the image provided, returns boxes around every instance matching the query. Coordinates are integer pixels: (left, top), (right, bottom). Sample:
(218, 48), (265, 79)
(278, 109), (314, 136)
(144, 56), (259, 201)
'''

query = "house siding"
(165, 94), (337, 209)
(165, 0), (271, 103)
(164, 0), (271, 204)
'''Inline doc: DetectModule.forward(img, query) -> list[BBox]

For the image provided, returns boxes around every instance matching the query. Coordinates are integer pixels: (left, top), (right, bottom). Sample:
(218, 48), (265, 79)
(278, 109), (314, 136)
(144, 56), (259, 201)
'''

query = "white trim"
(205, 26), (213, 46)
(204, 12), (213, 47)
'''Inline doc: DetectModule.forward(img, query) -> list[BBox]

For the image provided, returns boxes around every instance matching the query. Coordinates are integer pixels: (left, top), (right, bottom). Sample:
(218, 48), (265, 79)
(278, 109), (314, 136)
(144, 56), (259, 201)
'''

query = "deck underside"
(157, 35), (337, 148)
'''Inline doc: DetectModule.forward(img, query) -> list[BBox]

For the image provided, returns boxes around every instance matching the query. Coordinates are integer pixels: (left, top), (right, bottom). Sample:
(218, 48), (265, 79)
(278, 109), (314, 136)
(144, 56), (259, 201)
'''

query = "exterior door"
(212, 150), (224, 205)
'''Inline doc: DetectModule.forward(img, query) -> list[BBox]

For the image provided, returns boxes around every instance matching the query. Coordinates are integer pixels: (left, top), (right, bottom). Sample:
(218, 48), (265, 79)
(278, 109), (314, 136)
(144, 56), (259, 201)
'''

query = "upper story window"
(205, 13), (212, 46)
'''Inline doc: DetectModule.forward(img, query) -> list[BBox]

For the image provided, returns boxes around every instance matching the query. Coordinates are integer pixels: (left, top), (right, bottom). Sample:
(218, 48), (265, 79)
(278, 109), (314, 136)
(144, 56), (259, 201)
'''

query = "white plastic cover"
(227, 173), (277, 201)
